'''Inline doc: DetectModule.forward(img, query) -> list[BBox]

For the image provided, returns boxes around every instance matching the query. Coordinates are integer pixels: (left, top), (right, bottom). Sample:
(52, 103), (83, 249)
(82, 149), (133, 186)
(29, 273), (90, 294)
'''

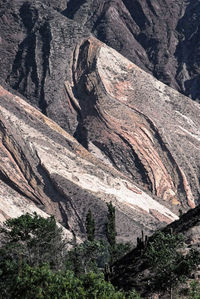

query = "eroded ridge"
(71, 37), (200, 209)
(0, 85), (179, 244)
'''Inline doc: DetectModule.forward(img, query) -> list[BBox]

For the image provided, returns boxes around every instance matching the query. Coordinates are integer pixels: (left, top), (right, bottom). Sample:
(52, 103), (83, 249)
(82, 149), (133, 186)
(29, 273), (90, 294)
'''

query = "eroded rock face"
(0, 0), (90, 135)
(0, 0), (200, 244)
(2, 0), (200, 119)
(0, 85), (179, 243)
(64, 0), (200, 103)
(68, 37), (200, 210)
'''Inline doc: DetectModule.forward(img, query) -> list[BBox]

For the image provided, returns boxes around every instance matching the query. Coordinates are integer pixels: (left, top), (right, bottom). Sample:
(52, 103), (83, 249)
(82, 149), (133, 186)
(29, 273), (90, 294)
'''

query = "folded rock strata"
(69, 37), (200, 210)
(0, 85), (179, 243)
(0, 0), (200, 243)
(65, 0), (200, 102)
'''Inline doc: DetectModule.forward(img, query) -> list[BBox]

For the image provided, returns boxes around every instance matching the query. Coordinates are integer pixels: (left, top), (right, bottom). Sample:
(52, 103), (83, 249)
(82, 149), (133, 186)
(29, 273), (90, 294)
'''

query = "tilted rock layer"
(65, 0), (200, 102)
(0, 86), (180, 243)
(69, 37), (200, 210)
(0, 0), (200, 242)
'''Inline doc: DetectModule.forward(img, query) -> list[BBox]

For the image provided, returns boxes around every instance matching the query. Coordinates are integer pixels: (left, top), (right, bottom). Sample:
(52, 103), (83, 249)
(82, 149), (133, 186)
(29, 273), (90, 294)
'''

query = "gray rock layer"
(0, 85), (179, 243)
(0, 0), (200, 244)
(65, 0), (200, 102)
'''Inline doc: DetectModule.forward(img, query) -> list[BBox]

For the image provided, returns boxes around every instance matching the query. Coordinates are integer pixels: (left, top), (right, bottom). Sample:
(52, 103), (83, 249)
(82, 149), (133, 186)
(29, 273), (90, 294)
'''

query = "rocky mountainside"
(3, 0), (200, 103)
(0, 0), (200, 244)
(0, 85), (178, 243)
(65, 0), (200, 102)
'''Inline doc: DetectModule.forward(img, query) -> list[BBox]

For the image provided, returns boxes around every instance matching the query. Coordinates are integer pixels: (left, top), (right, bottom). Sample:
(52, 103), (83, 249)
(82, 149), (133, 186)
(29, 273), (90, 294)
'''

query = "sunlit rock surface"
(0, 0), (200, 244)
(68, 37), (200, 210)
(0, 85), (179, 243)
(65, 0), (200, 103)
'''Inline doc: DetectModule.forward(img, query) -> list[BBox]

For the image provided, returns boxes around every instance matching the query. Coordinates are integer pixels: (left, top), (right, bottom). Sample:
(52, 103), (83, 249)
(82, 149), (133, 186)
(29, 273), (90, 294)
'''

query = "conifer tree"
(85, 209), (95, 242)
(106, 202), (116, 263)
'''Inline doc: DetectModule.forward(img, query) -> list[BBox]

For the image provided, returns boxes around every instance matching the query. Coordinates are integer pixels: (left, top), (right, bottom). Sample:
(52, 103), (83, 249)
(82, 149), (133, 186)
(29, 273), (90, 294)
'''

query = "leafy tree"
(126, 290), (141, 299)
(66, 240), (108, 275)
(0, 246), (19, 297)
(81, 271), (126, 299)
(189, 280), (200, 299)
(1, 263), (84, 299)
(144, 231), (200, 295)
(0, 262), (140, 299)
(0, 213), (139, 299)
(86, 210), (95, 242)
(0, 213), (66, 270)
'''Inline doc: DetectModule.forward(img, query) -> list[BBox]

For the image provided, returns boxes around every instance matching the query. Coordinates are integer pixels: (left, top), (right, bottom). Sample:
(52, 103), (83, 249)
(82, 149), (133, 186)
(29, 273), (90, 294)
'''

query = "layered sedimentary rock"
(0, 0), (200, 244)
(65, 0), (200, 102)
(0, 85), (179, 243)
(1, 1), (200, 209)
(69, 37), (200, 210)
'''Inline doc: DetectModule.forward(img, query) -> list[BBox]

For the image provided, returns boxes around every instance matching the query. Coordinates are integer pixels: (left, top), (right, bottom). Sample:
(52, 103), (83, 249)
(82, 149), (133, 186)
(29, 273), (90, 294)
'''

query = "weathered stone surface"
(0, 0), (90, 135)
(69, 37), (200, 210)
(65, 0), (200, 103)
(0, 0), (200, 245)
(0, 85), (179, 243)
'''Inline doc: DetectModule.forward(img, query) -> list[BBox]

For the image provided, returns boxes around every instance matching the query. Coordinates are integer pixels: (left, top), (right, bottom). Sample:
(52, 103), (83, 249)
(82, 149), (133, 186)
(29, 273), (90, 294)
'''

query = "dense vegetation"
(0, 203), (138, 298)
(110, 227), (200, 298)
(144, 231), (200, 296)
(0, 203), (200, 298)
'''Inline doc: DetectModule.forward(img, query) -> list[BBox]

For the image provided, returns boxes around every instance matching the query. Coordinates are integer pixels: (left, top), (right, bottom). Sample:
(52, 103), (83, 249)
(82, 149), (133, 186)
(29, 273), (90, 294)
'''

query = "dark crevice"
(146, 0), (158, 17)
(38, 22), (52, 115)
(122, 0), (150, 30)
(19, 2), (39, 34)
(6, 33), (40, 104)
(6, 3), (51, 114)
(117, 134), (152, 190)
(62, 0), (87, 19)
(93, 135), (152, 191)
(73, 122), (88, 149)
(0, 171), (42, 206)
(36, 163), (70, 229)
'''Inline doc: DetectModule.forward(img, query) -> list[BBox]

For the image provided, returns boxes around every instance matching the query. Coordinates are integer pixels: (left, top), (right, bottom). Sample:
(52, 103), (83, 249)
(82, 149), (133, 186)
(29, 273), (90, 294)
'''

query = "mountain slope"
(0, 0), (200, 245)
(111, 203), (200, 296)
(0, 0), (200, 210)
(0, 85), (180, 243)
(69, 37), (200, 210)
(65, 0), (200, 102)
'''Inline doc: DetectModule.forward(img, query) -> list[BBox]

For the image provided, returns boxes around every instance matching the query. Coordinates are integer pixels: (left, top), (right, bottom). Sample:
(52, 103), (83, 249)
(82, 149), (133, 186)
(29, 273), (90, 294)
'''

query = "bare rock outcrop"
(0, 0), (200, 244)
(65, 0), (200, 103)
(1, 1), (199, 211)
(0, 0), (90, 135)
(0, 85), (179, 243)
(69, 37), (200, 210)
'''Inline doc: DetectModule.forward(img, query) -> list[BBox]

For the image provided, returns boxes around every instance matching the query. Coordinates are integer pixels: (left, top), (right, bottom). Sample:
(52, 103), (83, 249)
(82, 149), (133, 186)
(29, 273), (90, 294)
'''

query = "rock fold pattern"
(0, 85), (180, 243)
(0, 0), (200, 242)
